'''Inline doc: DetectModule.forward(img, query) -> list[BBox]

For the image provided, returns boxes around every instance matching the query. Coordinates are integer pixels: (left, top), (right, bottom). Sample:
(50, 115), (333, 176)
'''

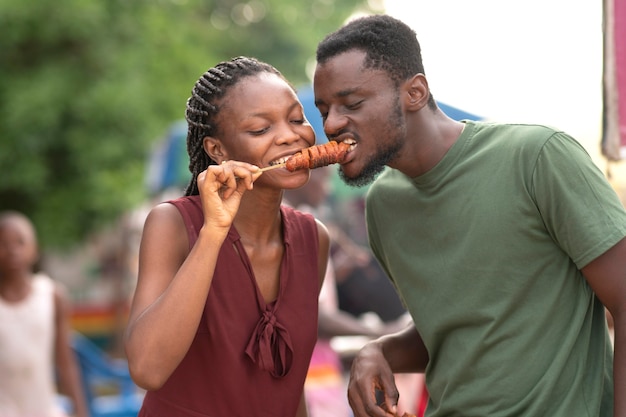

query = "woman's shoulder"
(282, 204), (323, 229)
(165, 195), (201, 209)
(147, 196), (201, 224)
(280, 204), (313, 221)
(280, 205), (320, 240)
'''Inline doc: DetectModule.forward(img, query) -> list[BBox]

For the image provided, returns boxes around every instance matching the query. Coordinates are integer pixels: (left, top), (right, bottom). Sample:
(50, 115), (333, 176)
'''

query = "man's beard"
(339, 100), (405, 188)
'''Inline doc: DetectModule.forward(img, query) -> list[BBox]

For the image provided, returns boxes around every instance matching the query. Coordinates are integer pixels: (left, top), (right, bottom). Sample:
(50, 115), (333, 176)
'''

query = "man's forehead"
(316, 49), (367, 73)
(314, 62), (388, 102)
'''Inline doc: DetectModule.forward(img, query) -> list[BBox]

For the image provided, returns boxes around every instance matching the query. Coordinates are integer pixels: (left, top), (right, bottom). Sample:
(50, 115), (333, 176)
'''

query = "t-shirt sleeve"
(531, 131), (626, 268)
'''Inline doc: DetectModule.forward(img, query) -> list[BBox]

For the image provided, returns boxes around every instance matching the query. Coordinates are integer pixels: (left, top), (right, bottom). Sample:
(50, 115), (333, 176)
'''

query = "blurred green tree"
(0, 0), (380, 248)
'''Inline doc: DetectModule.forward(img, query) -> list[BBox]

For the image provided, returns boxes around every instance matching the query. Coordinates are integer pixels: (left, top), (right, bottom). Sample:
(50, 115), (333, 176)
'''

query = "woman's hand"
(197, 161), (263, 230)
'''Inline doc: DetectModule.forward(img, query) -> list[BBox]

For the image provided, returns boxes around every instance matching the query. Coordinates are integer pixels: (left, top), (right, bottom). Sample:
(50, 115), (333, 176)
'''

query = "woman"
(125, 57), (330, 417)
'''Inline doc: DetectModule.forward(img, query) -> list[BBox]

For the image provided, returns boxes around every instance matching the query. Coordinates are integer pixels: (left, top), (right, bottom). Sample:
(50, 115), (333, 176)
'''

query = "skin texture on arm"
(124, 163), (261, 390)
(580, 236), (626, 417)
(347, 324), (428, 417)
(53, 284), (91, 417)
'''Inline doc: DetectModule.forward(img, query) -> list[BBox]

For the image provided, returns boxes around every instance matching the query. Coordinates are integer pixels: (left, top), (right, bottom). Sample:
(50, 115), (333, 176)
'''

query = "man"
(312, 14), (626, 417)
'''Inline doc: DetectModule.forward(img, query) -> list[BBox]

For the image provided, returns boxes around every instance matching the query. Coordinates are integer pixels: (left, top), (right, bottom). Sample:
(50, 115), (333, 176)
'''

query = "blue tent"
(145, 120), (190, 195)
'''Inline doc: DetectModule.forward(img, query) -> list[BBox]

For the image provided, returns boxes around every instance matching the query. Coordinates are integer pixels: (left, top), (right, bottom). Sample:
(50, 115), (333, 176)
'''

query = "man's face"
(313, 50), (406, 187)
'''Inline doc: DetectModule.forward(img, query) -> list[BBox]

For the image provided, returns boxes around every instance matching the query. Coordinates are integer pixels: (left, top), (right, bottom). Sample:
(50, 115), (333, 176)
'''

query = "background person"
(0, 211), (90, 417)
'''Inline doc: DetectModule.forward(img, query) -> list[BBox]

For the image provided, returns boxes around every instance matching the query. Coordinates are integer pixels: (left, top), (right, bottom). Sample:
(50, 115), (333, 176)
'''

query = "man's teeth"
(342, 139), (357, 152)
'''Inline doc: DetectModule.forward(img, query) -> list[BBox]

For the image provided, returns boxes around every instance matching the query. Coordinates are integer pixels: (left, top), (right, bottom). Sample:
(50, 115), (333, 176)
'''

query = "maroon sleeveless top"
(138, 195), (320, 417)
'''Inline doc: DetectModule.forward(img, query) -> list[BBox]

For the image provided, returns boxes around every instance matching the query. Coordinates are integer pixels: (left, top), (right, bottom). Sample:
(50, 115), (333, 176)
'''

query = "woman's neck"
(234, 190), (284, 245)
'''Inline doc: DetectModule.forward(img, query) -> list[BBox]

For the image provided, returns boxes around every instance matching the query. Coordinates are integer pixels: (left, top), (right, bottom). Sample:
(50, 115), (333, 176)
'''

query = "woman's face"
(213, 72), (316, 189)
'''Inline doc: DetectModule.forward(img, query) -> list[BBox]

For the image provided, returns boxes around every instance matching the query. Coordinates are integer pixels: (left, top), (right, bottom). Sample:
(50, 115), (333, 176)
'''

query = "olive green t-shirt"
(366, 121), (626, 416)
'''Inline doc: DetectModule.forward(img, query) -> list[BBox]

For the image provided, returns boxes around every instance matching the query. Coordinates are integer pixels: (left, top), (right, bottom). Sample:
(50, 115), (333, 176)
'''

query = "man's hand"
(348, 341), (399, 417)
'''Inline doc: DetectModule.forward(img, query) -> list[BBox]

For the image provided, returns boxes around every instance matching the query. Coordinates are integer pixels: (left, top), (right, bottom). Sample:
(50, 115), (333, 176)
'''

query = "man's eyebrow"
(335, 87), (358, 98)
(315, 87), (358, 107)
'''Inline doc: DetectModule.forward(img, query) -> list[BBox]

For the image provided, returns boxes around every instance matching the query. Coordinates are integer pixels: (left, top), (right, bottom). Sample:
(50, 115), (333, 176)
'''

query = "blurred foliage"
(0, 0), (382, 248)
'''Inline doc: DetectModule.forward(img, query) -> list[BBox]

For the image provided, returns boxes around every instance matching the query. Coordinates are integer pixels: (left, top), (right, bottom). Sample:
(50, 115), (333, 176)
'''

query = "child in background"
(0, 211), (90, 417)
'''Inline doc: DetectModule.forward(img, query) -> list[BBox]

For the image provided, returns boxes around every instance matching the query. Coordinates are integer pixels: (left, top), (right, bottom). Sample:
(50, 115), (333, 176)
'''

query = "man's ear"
(203, 136), (227, 163)
(404, 74), (430, 111)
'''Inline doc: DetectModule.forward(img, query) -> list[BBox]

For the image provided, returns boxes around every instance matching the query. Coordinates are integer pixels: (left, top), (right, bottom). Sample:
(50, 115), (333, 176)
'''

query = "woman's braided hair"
(184, 56), (284, 196)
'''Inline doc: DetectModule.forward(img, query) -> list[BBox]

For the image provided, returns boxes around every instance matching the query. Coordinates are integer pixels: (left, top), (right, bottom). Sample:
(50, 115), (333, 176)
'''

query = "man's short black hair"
(316, 14), (427, 87)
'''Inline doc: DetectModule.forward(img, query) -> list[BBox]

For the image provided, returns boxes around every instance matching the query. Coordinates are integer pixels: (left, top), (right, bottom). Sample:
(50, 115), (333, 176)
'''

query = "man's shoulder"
(470, 121), (571, 156)
(472, 120), (562, 138)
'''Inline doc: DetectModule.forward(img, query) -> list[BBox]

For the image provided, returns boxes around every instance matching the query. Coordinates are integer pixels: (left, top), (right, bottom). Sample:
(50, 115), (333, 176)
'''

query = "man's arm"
(581, 236), (626, 417)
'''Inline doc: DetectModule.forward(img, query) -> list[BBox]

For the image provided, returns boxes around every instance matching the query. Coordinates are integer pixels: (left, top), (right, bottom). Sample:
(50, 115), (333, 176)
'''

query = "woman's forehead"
(221, 73), (299, 116)
(231, 72), (293, 98)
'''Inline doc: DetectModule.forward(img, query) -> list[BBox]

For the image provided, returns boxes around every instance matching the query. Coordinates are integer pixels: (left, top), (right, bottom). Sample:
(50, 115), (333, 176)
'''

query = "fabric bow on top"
(245, 308), (294, 377)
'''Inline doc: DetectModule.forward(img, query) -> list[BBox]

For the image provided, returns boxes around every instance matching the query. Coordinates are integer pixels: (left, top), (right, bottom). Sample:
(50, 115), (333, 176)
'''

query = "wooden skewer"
(258, 162), (286, 172)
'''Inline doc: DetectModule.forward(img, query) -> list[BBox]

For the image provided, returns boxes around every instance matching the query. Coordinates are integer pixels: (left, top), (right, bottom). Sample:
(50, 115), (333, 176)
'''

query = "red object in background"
(71, 303), (129, 349)
(602, 0), (626, 160)
(416, 384), (428, 417)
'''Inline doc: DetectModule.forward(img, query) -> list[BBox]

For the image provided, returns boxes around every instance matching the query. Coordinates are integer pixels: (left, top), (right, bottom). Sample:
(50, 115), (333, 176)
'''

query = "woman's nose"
(275, 123), (301, 144)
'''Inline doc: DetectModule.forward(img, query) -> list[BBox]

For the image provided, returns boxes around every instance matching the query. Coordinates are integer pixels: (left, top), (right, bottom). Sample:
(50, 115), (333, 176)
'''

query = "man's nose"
(323, 109), (347, 139)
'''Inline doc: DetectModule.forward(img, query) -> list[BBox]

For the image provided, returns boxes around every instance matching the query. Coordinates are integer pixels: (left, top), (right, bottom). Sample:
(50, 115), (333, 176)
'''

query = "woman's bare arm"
(125, 162), (261, 390)
(124, 203), (227, 390)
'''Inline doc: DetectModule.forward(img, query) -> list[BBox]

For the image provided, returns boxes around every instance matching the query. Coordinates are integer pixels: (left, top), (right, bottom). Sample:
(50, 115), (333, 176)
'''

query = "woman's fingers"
(215, 162), (260, 199)
(198, 162), (265, 200)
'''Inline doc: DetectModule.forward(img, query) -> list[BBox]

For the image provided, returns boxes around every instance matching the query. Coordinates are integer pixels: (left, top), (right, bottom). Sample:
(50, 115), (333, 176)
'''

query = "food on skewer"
(261, 140), (354, 172)
(285, 140), (352, 171)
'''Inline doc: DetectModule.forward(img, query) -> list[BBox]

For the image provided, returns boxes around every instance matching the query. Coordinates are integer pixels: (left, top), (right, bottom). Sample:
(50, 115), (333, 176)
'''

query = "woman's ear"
(203, 136), (227, 163)
(404, 74), (430, 111)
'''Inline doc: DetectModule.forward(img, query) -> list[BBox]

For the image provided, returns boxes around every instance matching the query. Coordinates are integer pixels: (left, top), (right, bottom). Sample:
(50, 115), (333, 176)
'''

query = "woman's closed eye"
(249, 127), (270, 136)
